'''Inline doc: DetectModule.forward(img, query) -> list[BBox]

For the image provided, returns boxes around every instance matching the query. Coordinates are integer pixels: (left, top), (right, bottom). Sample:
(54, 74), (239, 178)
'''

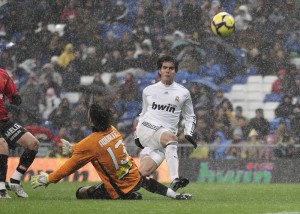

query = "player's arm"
(31, 142), (94, 188)
(139, 89), (148, 117)
(5, 75), (22, 106)
(182, 93), (197, 148)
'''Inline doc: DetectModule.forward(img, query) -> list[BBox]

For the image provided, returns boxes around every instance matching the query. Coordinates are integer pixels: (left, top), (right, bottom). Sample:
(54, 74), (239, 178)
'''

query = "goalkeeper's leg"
(76, 183), (112, 199)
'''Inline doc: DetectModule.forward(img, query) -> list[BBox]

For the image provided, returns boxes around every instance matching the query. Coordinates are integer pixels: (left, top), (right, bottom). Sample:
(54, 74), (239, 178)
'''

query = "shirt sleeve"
(182, 92), (196, 136)
(139, 89), (148, 117)
(48, 142), (95, 183)
(4, 74), (18, 103)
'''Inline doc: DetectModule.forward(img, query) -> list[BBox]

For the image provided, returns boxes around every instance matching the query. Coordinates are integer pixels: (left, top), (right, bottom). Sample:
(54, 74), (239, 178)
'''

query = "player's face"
(159, 61), (176, 85)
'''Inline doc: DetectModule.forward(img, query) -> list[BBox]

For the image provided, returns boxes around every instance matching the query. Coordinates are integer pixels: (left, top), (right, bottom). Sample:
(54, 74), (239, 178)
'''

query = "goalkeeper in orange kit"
(31, 103), (192, 200)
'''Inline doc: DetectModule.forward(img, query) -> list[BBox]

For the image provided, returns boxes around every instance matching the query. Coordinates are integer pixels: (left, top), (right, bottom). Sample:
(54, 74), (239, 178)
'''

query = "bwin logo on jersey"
(152, 102), (175, 113)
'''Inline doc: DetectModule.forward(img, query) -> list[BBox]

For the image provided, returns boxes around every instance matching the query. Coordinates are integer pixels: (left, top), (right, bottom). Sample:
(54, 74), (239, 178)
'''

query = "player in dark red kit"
(0, 68), (40, 198)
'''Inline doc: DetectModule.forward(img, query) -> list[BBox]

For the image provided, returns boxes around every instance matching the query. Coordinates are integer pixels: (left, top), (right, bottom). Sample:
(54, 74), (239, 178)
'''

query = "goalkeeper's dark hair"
(157, 55), (178, 72)
(89, 103), (112, 132)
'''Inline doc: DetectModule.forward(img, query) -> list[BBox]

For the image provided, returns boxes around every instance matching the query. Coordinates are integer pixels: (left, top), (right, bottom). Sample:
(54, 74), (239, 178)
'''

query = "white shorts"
(136, 120), (169, 165)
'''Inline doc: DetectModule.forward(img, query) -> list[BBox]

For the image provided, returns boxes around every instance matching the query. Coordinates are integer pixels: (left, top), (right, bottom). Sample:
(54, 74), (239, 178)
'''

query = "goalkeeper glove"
(31, 172), (49, 189)
(185, 135), (197, 149)
(61, 138), (73, 156)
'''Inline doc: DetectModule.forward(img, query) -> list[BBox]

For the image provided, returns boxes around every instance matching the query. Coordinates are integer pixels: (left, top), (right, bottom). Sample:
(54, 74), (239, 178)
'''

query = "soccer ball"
(211, 12), (235, 37)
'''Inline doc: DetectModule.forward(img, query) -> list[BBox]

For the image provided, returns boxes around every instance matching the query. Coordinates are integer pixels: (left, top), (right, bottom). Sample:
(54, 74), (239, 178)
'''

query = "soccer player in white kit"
(135, 55), (197, 191)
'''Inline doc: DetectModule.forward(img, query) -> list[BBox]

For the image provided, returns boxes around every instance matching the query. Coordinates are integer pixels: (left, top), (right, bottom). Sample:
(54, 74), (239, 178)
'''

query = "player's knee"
(139, 168), (153, 177)
(139, 158), (157, 176)
(0, 138), (9, 155)
(27, 139), (40, 151)
(161, 133), (178, 147)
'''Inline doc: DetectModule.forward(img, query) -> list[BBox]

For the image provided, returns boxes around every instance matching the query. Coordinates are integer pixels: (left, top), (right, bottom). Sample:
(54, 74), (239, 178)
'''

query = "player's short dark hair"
(157, 55), (178, 72)
(89, 103), (112, 132)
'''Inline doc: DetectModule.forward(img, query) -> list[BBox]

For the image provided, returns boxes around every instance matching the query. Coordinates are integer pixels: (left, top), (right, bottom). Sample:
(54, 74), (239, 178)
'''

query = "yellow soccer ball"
(211, 12), (235, 37)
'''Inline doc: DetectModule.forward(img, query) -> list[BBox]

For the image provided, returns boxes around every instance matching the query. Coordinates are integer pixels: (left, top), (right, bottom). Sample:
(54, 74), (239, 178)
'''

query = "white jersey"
(138, 81), (196, 135)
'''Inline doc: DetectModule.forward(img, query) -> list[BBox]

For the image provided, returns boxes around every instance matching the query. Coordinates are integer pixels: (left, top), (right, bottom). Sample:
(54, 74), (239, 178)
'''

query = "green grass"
(1, 182), (300, 214)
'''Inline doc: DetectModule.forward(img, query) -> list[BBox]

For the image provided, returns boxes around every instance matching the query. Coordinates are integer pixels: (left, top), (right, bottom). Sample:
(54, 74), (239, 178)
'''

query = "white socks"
(166, 188), (178, 198)
(165, 141), (179, 181)
(0, 182), (5, 190)
(11, 170), (23, 182)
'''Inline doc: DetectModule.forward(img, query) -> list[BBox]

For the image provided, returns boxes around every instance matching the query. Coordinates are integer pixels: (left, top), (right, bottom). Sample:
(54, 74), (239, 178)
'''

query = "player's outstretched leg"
(170, 177), (190, 191)
(175, 193), (192, 200)
(141, 176), (192, 200)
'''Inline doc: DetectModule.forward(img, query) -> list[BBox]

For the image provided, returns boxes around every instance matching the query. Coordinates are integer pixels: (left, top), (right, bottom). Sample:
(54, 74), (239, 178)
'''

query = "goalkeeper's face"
(159, 61), (176, 85)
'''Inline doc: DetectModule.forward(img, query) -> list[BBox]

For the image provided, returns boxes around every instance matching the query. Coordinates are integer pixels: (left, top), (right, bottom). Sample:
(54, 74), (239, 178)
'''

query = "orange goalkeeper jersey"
(48, 126), (141, 199)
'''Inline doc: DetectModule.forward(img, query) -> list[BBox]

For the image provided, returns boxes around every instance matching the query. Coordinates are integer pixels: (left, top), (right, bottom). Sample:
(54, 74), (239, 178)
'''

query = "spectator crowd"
(0, 0), (300, 160)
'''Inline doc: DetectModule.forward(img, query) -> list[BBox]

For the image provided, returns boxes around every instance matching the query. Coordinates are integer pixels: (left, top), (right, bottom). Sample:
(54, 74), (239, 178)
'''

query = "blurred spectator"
(268, 5), (285, 25)
(40, 87), (61, 120)
(213, 106), (231, 131)
(282, 64), (298, 95)
(231, 106), (247, 130)
(189, 136), (209, 160)
(47, 34), (64, 62)
(135, 39), (156, 71)
(259, 134), (276, 160)
(117, 73), (138, 101)
(19, 74), (43, 123)
(61, 62), (80, 92)
(0, 49), (13, 69)
(248, 108), (270, 140)
(57, 43), (75, 69)
(60, 0), (80, 23)
(275, 95), (294, 119)
(241, 129), (260, 159)
(273, 119), (295, 158)
(81, 46), (103, 75)
(226, 127), (245, 159)
(192, 85), (213, 110)
(103, 31), (119, 54)
(93, 0), (112, 23)
(48, 98), (72, 130)
(107, 74), (121, 94)
(123, 50), (138, 69)
(53, 126), (71, 144)
(217, 98), (233, 121)
(271, 69), (286, 94)
(39, 73), (61, 96)
(234, 5), (252, 31)
(70, 95), (89, 127)
(67, 119), (86, 143)
(39, 63), (63, 87)
(118, 32), (136, 57)
(213, 89), (225, 109)
(284, 31), (300, 54)
(286, 74), (300, 102)
(193, 116), (212, 145)
(235, 116), (250, 141)
(210, 131), (229, 159)
(111, 0), (129, 23)
(181, 0), (201, 34)
(290, 105), (300, 143)
(87, 73), (113, 108)
(104, 49), (125, 73)
(270, 49), (289, 75)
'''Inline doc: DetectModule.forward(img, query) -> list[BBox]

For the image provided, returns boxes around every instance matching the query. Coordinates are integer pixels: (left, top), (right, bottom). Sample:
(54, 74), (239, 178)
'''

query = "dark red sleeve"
(3, 72), (18, 103)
